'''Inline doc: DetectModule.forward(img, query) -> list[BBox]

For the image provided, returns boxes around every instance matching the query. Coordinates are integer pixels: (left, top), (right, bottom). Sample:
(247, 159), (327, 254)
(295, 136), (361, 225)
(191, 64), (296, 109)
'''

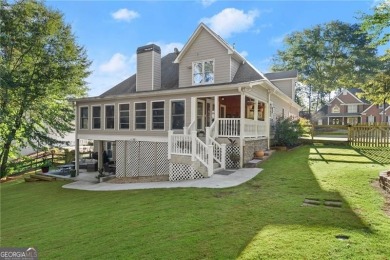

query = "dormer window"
(332, 105), (340, 113)
(193, 60), (214, 85)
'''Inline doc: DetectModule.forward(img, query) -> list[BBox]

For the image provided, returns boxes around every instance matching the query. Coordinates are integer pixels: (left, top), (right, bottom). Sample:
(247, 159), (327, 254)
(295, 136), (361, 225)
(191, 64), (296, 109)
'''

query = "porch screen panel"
(135, 102), (146, 130)
(119, 104), (130, 129)
(105, 105), (115, 129)
(171, 100), (185, 130)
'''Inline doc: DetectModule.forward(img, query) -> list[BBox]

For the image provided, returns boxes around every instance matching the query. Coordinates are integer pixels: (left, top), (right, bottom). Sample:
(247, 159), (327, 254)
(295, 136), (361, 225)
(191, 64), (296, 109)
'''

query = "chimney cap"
(137, 44), (161, 54)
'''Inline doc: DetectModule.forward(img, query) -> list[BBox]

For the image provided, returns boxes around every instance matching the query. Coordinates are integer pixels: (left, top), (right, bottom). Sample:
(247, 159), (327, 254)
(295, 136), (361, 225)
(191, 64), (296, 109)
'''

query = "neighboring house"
(315, 88), (390, 125)
(73, 23), (300, 181)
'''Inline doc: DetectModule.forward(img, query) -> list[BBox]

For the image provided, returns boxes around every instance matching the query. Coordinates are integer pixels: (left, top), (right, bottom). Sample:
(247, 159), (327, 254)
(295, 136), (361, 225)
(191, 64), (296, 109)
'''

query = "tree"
(272, 21), (378, 114)
(360, 0), (390, 46)
(358, 1), (390, 121)
(0, 0), (91, 177)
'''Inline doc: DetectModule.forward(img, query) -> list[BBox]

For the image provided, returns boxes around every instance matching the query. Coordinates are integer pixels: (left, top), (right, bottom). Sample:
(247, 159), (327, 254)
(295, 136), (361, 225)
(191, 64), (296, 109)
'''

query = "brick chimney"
(136, 44), (161, 92)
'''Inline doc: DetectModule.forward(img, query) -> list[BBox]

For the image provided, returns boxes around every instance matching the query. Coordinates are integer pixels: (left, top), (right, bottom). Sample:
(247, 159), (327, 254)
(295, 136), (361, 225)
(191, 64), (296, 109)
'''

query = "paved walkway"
(61, 168), (261, 191)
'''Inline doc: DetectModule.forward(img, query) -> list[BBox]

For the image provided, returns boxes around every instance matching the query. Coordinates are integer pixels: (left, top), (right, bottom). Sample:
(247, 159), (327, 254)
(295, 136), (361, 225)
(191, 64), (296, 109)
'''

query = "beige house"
(74, 23), (300, 181)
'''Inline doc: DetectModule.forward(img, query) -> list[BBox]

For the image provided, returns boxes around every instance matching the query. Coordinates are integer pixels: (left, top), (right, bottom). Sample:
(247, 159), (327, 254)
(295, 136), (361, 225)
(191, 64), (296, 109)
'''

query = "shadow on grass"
(352, 145), (390, 165)
(237, 144), (374, 258)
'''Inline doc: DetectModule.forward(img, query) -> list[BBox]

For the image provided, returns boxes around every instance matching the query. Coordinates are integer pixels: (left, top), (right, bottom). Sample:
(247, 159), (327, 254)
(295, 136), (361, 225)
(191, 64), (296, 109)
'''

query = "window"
(92, 106), (101, 129)
(135, 102), (146, 130)
(80, 107), (88, 129)
(105, 105), (114, 129)
(152, 101), (164, 130)
(348, 105), (357, 113)
(332, 105), (340, 113)
(119, 104), (130, 129)
(193, 60), (214, 85)
(171, 100), (185, 130)
(368, 115), (375, 123)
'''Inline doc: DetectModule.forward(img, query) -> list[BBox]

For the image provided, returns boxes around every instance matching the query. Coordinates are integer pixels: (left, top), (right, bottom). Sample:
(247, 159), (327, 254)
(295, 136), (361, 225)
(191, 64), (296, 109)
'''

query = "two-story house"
(315, 88), (390, 125)
(73, 23), (301, 181)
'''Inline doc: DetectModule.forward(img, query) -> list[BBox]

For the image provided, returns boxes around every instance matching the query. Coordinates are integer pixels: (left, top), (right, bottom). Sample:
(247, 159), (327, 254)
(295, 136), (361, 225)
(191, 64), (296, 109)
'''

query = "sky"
(46, 0), (385, 97)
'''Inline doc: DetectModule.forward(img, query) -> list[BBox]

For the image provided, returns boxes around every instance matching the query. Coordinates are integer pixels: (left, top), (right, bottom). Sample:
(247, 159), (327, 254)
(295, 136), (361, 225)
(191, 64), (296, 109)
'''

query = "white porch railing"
(217, 118), (266, 138)
(244, 119), (267, 137)
(169, 134), (192, 155)
(192, 131), (214, 177)
(183, 120), (196, 135)
(218, 118), (240, 137)
(206, 121), (226, 169)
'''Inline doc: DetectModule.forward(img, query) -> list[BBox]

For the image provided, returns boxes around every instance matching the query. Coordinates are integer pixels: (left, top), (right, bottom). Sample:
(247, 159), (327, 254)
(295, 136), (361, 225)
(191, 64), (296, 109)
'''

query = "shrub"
(272, 117), (304, 148)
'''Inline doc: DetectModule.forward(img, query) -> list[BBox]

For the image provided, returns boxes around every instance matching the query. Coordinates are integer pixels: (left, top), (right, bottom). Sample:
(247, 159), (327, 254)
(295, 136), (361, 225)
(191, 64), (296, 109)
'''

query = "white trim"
(91, 105), (101, 130)
(268, 77), (297, 82)
(79, 105), (89, 130)
(169, 99), (186, 130)
(134, 101), (147, 131)
(150, 100), (165, 131)
(196, 99), (206, 130)
(77, 133), (168, 142)
(118, 102), (130, 130)
(220, 104), (226, 118)
(192, 59), (215, 86)
(104, 104), (115, 130)
(174, 23), (236, 63)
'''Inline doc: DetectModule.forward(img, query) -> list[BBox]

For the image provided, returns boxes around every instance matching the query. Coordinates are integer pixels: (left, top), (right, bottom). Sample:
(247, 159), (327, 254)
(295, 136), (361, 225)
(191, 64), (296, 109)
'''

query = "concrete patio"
(53, 168), (262, 191)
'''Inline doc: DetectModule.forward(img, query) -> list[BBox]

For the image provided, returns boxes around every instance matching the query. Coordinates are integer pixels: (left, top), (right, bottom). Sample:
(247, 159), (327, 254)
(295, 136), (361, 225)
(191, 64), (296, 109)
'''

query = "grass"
(1, 144), (389, 259)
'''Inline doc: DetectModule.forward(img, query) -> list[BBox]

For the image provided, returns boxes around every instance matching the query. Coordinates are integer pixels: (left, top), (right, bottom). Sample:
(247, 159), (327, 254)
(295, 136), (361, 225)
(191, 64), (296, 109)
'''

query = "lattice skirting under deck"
(115, 141), (169, 177)
(226, 145), (240, 169)
(169, 163), (204, 181)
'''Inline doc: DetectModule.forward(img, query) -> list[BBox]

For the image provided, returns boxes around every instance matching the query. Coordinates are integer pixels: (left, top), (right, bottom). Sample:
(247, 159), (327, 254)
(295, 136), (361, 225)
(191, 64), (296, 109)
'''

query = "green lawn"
(1, 145), (389, 259)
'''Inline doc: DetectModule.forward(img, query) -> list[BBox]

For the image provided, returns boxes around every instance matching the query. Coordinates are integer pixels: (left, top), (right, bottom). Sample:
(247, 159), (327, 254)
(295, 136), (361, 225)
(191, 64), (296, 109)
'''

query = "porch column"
(75, 138), (80, 175)
(191, 97), (197, 126)
(266, 90), (271, 149)
(214, 95), (219, 136)
(112, 141), (116, 161)
(98, 140), (104, 170)
(240, 93), (246, 167)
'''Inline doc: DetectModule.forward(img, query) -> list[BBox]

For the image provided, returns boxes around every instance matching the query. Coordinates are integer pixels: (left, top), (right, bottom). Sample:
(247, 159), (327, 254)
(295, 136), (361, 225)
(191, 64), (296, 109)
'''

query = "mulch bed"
(107, 175), (169, 184)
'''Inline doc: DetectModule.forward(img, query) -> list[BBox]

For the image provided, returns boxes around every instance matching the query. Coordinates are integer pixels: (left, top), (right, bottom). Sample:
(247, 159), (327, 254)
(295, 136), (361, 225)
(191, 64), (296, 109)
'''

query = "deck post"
(75, 138), (80, 175)
(168, 130), (173, 159)
(214, 95), (219, 137)
(207, 145), (213, 177)
(191, 131), (197, 162)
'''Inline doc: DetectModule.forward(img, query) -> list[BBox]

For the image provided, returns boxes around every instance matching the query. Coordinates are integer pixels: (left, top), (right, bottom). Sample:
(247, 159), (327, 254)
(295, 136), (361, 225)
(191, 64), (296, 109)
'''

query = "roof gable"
(174, 23), (244, 64)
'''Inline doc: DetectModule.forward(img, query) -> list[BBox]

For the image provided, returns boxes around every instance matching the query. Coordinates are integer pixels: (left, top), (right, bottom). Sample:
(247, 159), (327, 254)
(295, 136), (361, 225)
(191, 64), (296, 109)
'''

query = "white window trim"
(91, 105), (101, 130)
(79, 106), (89, 130)
(192, 59), (215, 86)
(104, 104), (115, 130)
(332, 105), (340, 113)
(150, 100), (165, 131)
(118, 103), (130, 130)
(134, 101), (147, 131)
(170, 99), (186, 130)
(348, 104), (358, 113)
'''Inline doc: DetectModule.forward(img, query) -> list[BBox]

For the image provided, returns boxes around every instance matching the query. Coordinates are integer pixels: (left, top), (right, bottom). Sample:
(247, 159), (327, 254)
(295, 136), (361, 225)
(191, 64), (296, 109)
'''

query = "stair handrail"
(191, 131), (214, 177)
(206, 121), (226, 169)
(184, 120), (196, 135)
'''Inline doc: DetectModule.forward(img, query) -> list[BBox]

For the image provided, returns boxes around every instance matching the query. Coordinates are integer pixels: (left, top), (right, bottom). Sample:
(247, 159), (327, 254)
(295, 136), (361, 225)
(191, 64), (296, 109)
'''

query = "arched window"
(332, 105), (340, 113)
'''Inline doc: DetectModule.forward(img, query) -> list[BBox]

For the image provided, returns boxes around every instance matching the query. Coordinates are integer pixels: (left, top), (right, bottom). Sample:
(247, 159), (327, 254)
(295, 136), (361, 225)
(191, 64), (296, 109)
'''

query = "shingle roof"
(264, 70), (298, 80)
(100, 53), (179, 97)
(232, 62), (264, 83)
(99, 53), (297, 98)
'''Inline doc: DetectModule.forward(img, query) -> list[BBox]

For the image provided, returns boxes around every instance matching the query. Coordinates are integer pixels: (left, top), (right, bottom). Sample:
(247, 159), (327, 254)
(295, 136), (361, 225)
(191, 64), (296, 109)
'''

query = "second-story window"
(332, 105), (340, 113)
(80, 107), (88, 129)
(193, 60), (214, 85)
(105, 105), (115, 129)
(348, 105), (357, 113)
(92, 106), (101, 129)
(135, 102), (146, 130)
(119, 104), (130, 129)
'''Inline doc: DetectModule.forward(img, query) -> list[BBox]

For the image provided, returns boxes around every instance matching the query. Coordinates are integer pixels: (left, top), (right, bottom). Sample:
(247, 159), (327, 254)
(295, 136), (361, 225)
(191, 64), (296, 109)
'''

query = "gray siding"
(270, 94), (299, 119)
(136, 51), (161, 92)
(230, 57), (240, 81)
(179, 29), (231, 88)
(271, 79), (294, 99)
